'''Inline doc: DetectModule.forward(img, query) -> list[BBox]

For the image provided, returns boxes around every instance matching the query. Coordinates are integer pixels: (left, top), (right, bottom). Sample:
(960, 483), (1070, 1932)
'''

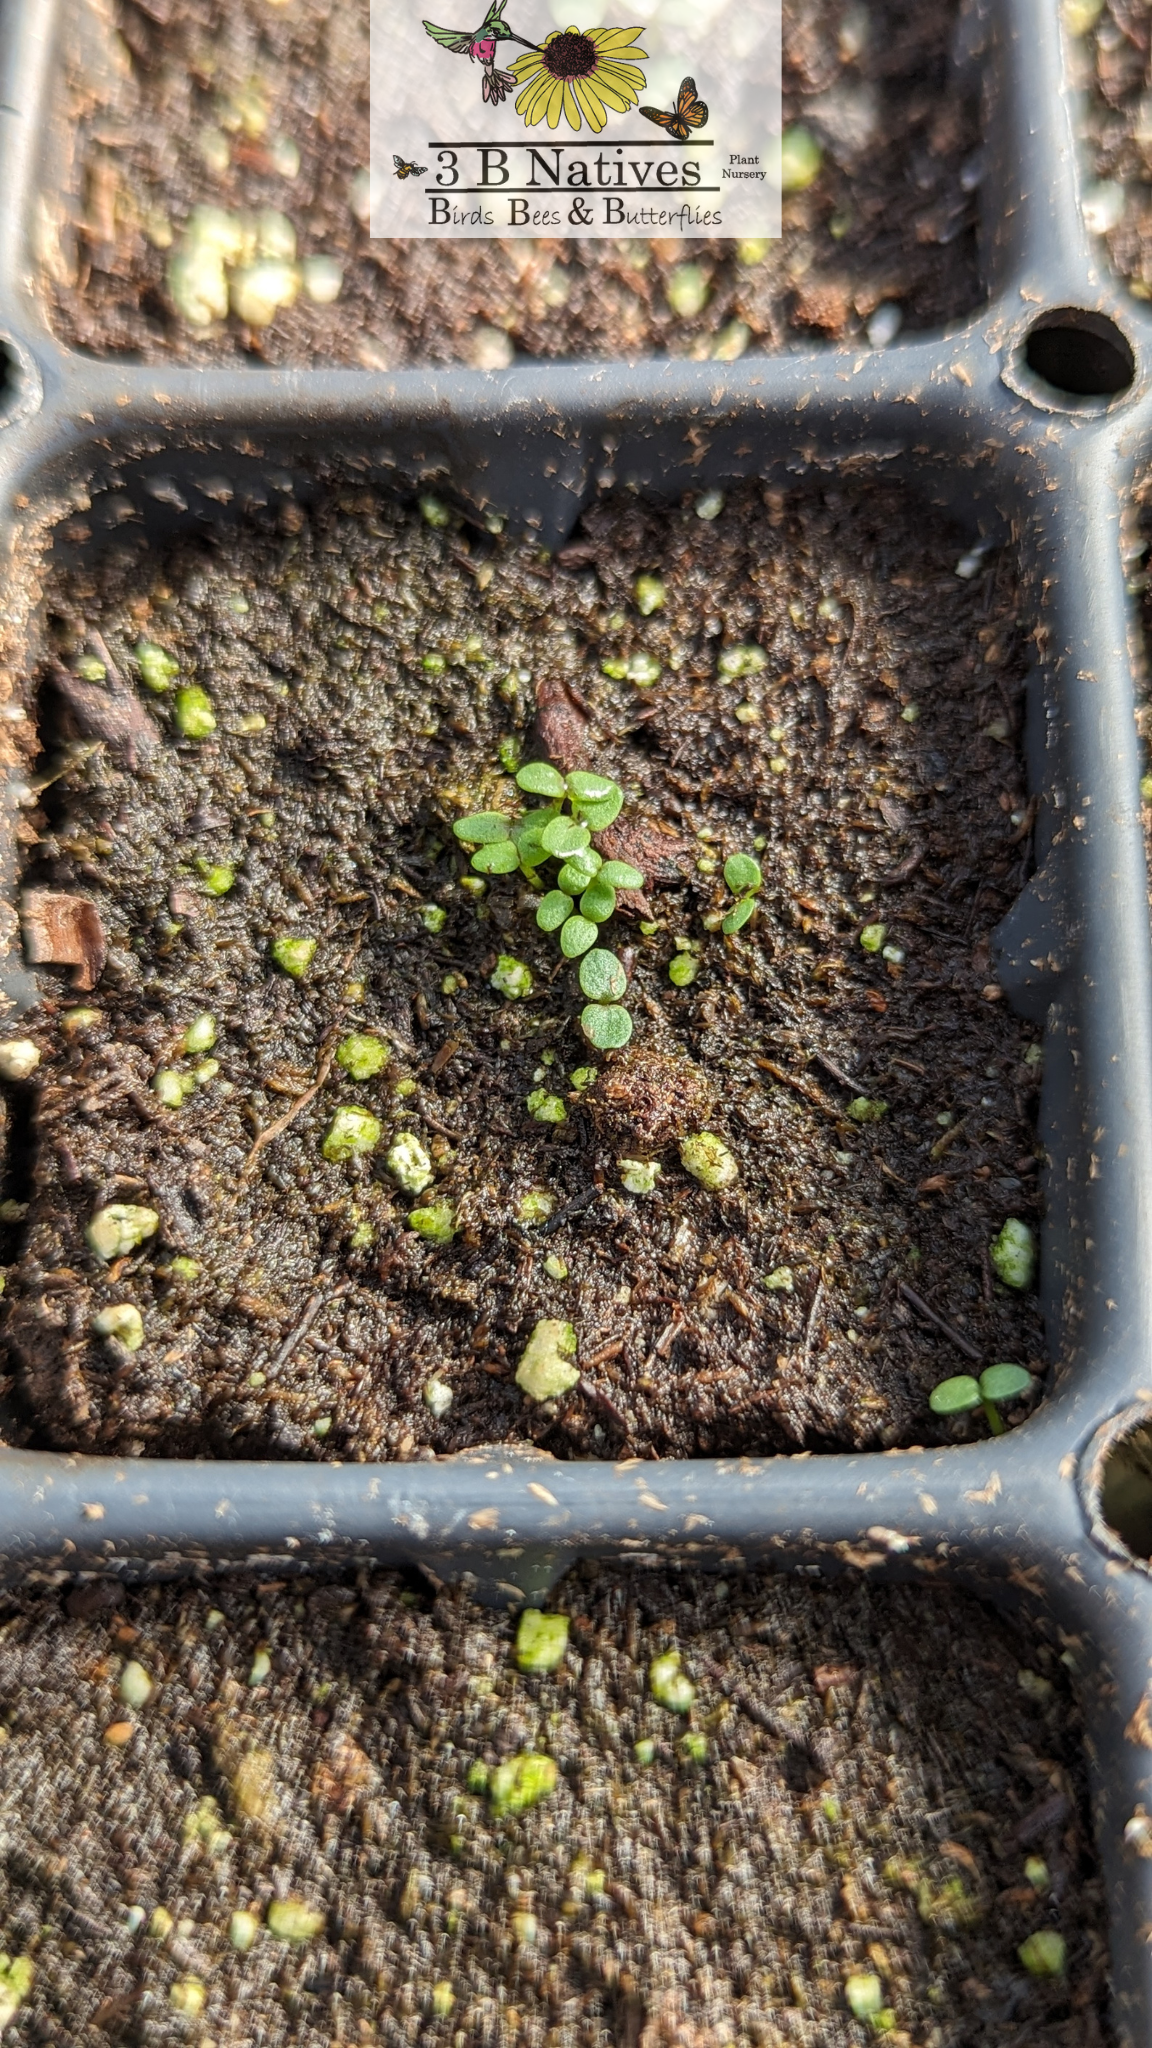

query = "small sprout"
(990, 1217), (1036, 1290)
(488, 1752), (558, 1816)
(0, 1040), (39, 1080)
(119, 1659), (154, 1707)
(173, 684), (216, 739)
(169, 1977), (207, 2018)
(619, 1159), (661, 1195)
(322, 1107), (381, 1162)
(846, 1097), (888, 1122)
(516, 1317), (579, 1401)
(1018, 1930), (1065, 1977)
(560, 916), (599, 958)
(724, 853), (762, 895)
(581, 1003), (633, 1050)
(517, 760), (567, 799)
(386, 1133), (433, 1194)
(184, 1012), (217, 1055)
(634, 574), (666, 616)
(167, 242), (229, 327)
(408, 1199), (456, 1242)
(626, 651), (662, 689)
(929, 1362), (1034, 1436)
(669, 953), (698, 987)
(249, 1647), (272, 1686)
(679, 1731), (708, 1763)
(569, 1066), (597, 1090)
(135, 639), (179, 693)
(467, 1760), (490, 1793)
(93, 1303), (145, 1352)
(432, 1983), (455, 2018)
(229, 1909), (261, 1952)
(665, 262), (709, 319)
(154, 1068), (194, 1107)
(544, 1253), (568, 1279)
(422, 903), (447, 933)
(336, 1033), (388, 1081)
(1025, 1857), (1051, 1892)
(491, 954), (533, 1000)
(518, 1189), (556, 1226)
(680, 1132), (738, 1191)
(764, 1266), (794, 1292)
(649, 1649), (695, 1713)
(781, 122), (823, 191)
(601, 657), (629, 680)
(424, 1376), (453, 1418)
(453, 810), (513, 844)
(579, 949), (628, 1002)
(527, 1088), (567, 1124)
(721, 896), (756, 935)
(537, 889), (575, 931)
(634, 1737), (657, 1766)
(166, 1256), (201, 1281)
(845, 1974), (884, 2021)
(270, 934), (316, 979)
(419, 494), (451, 528)
(859, 922), (886, 954)
(266, 1898), (325, 1945)
(515, 1609), (569, 1673)
(149, 1907), (175, 1940)
(86, 1204), (160, 1262)
(196, 859), (235, 896)
(717, 645), (767, 679)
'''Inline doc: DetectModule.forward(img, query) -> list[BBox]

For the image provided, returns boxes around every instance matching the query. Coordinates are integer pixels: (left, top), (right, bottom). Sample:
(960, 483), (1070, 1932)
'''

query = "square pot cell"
(36, 0), (985, 366)
(1, 473), (1045, 1464)
(0, 1563), (1107, 2046)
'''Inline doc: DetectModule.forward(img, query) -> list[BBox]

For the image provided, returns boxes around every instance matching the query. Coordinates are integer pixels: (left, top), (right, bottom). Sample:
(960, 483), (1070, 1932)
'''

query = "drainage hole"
(1024, 309), (1135, 400)
(1098, 1420), (1152, 1560)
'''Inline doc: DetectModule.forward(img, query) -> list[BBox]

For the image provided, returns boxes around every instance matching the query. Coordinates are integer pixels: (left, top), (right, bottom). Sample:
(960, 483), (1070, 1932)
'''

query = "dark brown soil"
(1, 477), (1044, 1464)
(0, 1564), (1109, 2046)
(43, 0), (983, 365)
(1070, 0), (1152, 294)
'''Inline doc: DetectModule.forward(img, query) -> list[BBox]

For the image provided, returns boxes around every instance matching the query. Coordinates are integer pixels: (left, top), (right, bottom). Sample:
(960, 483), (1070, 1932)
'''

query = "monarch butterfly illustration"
(393, 154), (429, 179)
(639, 76), (708, 141)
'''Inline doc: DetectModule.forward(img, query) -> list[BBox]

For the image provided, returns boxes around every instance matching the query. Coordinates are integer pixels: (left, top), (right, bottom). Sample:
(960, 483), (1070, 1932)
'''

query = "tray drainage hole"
(1097, 1419), (1152, 1561)
(1024, 309), (1134, 401)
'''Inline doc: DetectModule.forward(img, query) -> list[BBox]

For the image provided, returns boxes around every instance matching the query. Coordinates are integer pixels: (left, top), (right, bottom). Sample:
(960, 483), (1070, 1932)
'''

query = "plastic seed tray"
(3, 0), (1152, 2035)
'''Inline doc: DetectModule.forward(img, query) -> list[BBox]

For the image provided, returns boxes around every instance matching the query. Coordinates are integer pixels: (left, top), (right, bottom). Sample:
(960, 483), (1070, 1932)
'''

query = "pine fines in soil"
(2, 478), (1044, 1463)
(44, 0), (982, 364)
(0, 1566), (1108, 2047)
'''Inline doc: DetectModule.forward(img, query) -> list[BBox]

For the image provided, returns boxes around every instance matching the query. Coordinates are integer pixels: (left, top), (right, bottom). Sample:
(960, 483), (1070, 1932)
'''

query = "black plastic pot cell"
(2, 0), (1152, 2039)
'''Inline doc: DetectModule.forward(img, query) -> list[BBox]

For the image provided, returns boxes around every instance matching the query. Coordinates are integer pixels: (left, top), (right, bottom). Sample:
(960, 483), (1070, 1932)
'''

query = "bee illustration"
(639, 76), (708, 142)
(393, 154), (429, 179)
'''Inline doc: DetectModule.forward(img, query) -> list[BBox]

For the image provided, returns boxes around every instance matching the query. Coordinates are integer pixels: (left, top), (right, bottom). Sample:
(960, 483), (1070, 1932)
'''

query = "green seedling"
(514, 1610), (569, 1673)
(721, 851), (762, 935)
(452, 761), (644, 1048)
(929, 1361), (1034, 1436)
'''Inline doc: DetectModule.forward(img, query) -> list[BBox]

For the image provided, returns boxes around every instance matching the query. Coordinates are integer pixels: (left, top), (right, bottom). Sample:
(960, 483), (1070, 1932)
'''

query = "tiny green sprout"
(271, 934), (316, 979)
(173, 685), (216, 739)
(488, 1752), (558, 1816)
(544, 1253), (568, 1279)
(453, 810), (512, 845)
(722, 896), (756, 935)
(422, 903), (447, 933)
(846, 1097), (888, 1123)
(680, 1132), (739, 1191)
(781, 122), (823, 191)
(266, 1898), (326, 1945)
(421, 652), (446, 674)
(386, 1133), (434, 1194)
(581, 1003), (633, 1050)
(1024, 1856), (1051, 1892)
(678, 1731), (707, 1764)
(432, 1982), (455, 2018)
(764, 1266), (794, 1292)
(135, 639), (179, 692)
(560, 916), (599, 958)
(322, 1107), (381, 1162)
(77, 655), (106, 682)
(515, 1609), (569, 1673)
(601, 656), (629, 681)
(626, 651), (662, 689)
(620, 1159), (661, 1195)
(669, 953), (698, 987)
(184, 1012), (217, 1055)
(845, 1974), (884, 2022)
(196, 858), (235, 896)
(336, 1033), (388, 1081)
(990, 1217), (1036, 1290)
(517, 760), (568, 799)
(419, 494), (451, 528)
(649, 1650), (695, 1713)
(634, 574), (666, 616)
(165, 1256), (201, 1281)
(634, 1737), (656, 1766)
(929, 1362), (1034, 1436)
(408, 1199), (456, 1242)
(527, 1088), (567, 1124)
(570, 1066), (597, 1091)
(86, 1204), (160, 1262)
(579, 949), (627, 1002)
(517, 1317), (579, 1401)
(717, 644), (767, 680)
(154, 1068), (195, 1107)
(724, 854), (762, 895)
(1018, 1930), (1065, 1977)
(491, 954), (533, 1000)
(860, 923), (887, 954)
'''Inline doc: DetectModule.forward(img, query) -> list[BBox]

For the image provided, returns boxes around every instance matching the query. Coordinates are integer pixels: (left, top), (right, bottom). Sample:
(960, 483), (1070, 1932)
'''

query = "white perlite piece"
(0, 1040), (39, 1080)
(516, 1319), (579, 1403)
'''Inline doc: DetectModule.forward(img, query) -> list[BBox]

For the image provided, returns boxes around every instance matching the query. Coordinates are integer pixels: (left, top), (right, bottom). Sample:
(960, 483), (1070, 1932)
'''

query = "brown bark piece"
(21, 890), (107, 989)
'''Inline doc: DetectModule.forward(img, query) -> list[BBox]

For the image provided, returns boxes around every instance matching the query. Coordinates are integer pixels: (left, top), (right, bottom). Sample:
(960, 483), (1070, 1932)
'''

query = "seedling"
(929, 1361), (1034, 1436)
(721, 851), (762, 934)
(453, 761), (645, 1050)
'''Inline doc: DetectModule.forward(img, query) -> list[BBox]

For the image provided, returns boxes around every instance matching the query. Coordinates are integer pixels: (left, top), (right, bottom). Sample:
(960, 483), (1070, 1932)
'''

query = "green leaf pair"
(929, 1362), (1034, 1435)
(721, 851), (764, 936)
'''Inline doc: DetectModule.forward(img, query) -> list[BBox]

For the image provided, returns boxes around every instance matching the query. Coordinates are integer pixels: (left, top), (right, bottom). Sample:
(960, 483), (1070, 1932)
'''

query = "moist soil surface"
(0, 1564), (1109, 2047)
(2, 478), (1044, 1464)
(1069, 0), (1152, 294)
(44, 0), (982, 365)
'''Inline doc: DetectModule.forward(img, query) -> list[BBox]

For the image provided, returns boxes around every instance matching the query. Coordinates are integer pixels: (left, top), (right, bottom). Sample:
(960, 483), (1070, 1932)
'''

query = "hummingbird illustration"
(423, 0), (536, 104)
